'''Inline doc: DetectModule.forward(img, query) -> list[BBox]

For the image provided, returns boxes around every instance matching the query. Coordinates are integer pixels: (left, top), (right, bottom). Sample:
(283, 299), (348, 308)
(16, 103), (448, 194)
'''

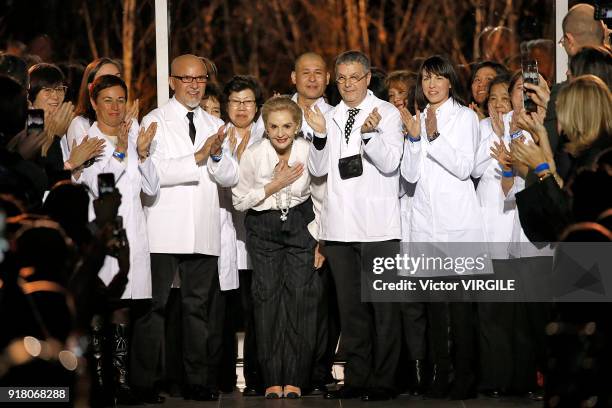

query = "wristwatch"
(428, 131), (440, 142)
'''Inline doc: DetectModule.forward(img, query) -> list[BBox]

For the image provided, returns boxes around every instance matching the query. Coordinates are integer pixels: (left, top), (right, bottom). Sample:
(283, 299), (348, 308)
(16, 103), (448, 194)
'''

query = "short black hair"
(369, 67), (388, 100)
(222, 75), (264, 108)
(469, 60), (509, 102)
(569, 46), (612, 90)
(415, 55), (467, 109)
(90, 74), (128, 102)
(28, 63), (65, 104)
(204, 81), (222, 100)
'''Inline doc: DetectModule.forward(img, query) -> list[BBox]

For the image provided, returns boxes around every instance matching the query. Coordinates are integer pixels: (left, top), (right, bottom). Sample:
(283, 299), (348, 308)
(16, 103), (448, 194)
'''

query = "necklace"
(275, 184), (291, 221)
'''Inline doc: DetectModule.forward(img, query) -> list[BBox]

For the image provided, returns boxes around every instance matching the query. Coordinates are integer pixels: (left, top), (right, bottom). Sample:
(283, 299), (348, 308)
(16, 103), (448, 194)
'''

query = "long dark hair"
(74, 58), (122, 124)
(415, 55), (467, 109)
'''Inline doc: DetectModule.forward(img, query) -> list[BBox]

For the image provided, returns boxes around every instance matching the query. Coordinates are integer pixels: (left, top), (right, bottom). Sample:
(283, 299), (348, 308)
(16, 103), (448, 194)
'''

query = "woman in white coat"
(401, 55), (483, 400)
(76, 74), (159, 404)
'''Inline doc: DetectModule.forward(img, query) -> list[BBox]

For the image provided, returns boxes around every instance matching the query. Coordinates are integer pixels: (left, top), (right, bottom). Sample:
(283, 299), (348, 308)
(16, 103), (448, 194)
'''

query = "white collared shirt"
(232, 137), (311, 212)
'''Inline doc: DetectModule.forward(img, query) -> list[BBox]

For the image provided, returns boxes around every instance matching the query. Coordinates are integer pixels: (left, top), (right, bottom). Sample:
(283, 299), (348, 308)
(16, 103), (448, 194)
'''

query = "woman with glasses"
(76, 74), (159, 405)
(28, 63), (75, 182)
(232, 96), (321, 399)
(217, 75), (266, 394)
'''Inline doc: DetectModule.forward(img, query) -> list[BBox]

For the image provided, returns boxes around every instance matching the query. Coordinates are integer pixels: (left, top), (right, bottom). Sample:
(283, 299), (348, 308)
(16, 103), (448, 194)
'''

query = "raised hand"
(469, 102), (485, 121)
(67, 136), (106, 168)
(271, 160), (304, 191)
(490, 140), (512, 170)
(115, 120), (130, 155)
(42, 102), (75, 156)
(510, 139), (550, 171)
(137, 122), (157, 161)
(227, 126), (238, 153)
(303, 105), (326, 134)
(399, 107), (421, 138)
(235, 127), (252, 162)
(425, 107), (437, 139)
(195, 124), (226, 164)
(522, 74), (550, 110)
(516, 109), (546, 144)
(125, 98), (140, 124)
(360, 107), (381, 134)
(491, 110), (505, 138)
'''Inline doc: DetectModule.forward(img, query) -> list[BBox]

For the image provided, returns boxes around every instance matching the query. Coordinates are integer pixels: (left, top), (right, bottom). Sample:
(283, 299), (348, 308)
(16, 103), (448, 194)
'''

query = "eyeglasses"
(172, 75), (209, 83)
(558, 34), (568, 47)
(228, 99), (256, 108)
(336, 72), (369, 85)
(41, 85), (68, 96)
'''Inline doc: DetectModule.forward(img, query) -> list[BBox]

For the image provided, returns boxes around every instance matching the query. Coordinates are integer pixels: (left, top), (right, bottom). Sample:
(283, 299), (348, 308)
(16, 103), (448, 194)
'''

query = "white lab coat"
(472, 114), (515, 258)
(141, 97), (239, 256)
(401, 98), (486, 242)
(78, 122), (160, 299)
(218, 121), (264, 289)
(309, 91), (403, 242)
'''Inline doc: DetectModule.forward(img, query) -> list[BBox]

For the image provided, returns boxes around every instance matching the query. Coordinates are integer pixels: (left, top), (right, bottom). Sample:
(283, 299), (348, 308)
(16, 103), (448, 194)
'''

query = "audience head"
(569, 46), (612, 89)
(292, 52), (330, 103)
(170, 54), (208, 110)
(386, 70), (416, 111)
(57, 62), (85, 105)
(42, 182), (90, 247)
(0, 75), (28, 144)
(90, 75), (128, 129)
(261, 96), (302, 155)
(201, 82), (222, 118)
(28, 63), (66, 115)
(334, 50), (371, 108)
(486, 75), (512, 116)
(0, 54), (29, 88)
(223, 75), (263, 129)
(509, 70), (524, 112)
(561, 4), (607, 57)
(368, 67), (388, 100)
(470, 61), (509, 106)
(557, 75), (612, 156)
(415, 55), (466, 109)
(75, 58), (122, 123)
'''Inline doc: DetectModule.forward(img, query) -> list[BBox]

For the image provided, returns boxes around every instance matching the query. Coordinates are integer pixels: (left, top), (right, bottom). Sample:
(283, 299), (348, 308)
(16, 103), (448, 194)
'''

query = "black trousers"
(479, 257), (551, 393)
(324, 241), (401, 391)
(130, 253), (223, 388)
(311, 261), (341, 387)
(245, 200), (320, 388)
(238, 269), (263, 389)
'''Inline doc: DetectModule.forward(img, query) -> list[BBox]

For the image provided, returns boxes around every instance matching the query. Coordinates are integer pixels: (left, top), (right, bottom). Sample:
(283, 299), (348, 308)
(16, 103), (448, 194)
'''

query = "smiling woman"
(232, 96), (321, 399)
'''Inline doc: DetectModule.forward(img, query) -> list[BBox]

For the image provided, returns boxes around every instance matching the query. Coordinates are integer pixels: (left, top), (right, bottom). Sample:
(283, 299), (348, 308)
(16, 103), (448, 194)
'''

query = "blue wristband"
(211, 153), (222, 162)
(502, 169), (514, 178)
(535, 162), (550, 173)
(406, 134), (421, 143)
(510, 130), (523, 140)
(112, 150), (126, 160)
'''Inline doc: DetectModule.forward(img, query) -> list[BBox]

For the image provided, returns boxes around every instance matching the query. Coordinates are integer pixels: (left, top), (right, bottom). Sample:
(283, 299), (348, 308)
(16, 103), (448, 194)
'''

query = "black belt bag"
(338, 154), (363, 179)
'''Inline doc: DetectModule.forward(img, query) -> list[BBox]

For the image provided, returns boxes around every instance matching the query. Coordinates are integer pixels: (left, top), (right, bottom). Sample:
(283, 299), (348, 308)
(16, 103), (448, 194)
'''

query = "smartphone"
(26, 109), (44, 137)
(522, 59), (539, 113)
(97, 173), (116, 196)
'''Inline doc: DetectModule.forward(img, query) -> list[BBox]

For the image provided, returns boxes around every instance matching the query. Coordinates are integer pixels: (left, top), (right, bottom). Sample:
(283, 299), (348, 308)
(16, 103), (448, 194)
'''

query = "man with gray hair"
(308, 50), (403, 401)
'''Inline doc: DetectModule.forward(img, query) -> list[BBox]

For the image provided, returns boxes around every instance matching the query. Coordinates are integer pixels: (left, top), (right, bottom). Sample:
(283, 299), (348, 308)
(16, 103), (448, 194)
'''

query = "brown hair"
(74, 58), (123, 123)
(261, 96), (303, 131)
(557, 75), (612, 156)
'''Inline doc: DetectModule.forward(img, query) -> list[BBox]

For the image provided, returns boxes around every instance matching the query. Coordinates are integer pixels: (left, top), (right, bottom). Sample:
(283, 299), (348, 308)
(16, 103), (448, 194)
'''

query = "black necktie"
(345, 108), (360, 144)
(186, 111), (196, 144)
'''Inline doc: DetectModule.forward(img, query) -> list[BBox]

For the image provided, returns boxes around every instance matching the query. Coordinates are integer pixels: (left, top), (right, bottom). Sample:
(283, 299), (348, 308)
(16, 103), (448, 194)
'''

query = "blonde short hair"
(557, 75), (612, 156)
(261, 96), (303, 131)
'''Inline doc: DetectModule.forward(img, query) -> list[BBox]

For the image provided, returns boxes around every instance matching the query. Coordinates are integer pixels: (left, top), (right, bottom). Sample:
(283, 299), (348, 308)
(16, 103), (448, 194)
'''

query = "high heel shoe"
(284, 385), (301, 399)
(265, 386), (284, 399)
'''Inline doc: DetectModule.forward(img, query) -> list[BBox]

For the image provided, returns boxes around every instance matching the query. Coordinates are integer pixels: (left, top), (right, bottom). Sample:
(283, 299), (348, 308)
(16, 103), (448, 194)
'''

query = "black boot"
(89, 316), (113, 408)
(425, 363), (450, 399)
(408, 360), (427, 396)
(112, 324), (143, 405)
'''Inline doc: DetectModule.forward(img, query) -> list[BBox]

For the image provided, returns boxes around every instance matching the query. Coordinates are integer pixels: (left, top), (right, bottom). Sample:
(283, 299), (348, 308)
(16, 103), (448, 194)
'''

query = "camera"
(522, 59), (539, 114)
(112, 215), (128, 255)
(26, 108), (44, 137)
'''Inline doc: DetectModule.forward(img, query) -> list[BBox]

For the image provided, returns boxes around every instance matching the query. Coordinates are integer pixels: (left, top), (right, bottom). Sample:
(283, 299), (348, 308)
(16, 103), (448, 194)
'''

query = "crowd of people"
(1, 3), (611, 407)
